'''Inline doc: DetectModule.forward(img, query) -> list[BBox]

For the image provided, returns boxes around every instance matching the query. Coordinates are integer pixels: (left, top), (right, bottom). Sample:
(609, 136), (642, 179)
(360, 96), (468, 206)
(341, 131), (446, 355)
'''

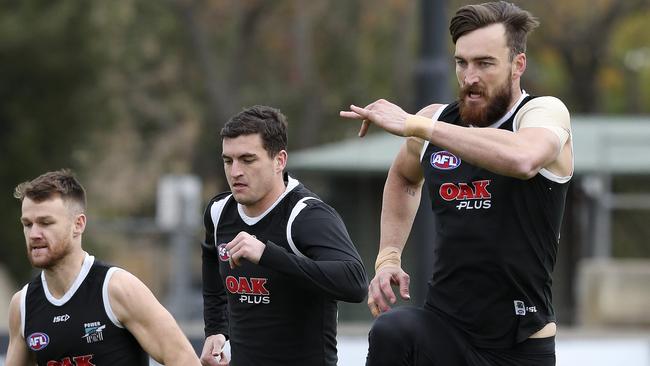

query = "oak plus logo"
(225, 276), (270, 304)
(439, 180), (492, 210)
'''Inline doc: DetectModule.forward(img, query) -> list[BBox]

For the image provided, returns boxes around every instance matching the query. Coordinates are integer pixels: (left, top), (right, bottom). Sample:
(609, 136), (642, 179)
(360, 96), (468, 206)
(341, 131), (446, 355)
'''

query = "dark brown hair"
(14, 169), (86, 210)
(449, 1), (539, 59)
(220, 105), (288, 157)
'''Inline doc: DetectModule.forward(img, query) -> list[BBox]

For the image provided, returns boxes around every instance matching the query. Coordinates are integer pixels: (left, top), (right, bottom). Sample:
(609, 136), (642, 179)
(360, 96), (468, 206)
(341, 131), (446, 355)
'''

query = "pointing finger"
(349, 104), (369, 116)
(340, 110), (364, 120)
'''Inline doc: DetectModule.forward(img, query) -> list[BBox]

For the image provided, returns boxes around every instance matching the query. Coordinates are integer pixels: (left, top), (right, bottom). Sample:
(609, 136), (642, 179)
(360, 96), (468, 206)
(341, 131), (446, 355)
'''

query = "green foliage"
(0, 0), (104, 282)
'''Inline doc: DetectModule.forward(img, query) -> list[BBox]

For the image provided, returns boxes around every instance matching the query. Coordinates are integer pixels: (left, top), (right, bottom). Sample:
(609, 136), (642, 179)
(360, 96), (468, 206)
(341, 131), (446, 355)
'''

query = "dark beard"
(458, 78), (512, 127)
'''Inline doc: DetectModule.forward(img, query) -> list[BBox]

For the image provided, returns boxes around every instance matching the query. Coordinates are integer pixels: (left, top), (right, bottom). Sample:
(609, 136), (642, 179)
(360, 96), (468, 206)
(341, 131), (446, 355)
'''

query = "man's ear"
(512, 52), (526, 81)
(73, 213), (86, 238)
(275, 150), (288, 173)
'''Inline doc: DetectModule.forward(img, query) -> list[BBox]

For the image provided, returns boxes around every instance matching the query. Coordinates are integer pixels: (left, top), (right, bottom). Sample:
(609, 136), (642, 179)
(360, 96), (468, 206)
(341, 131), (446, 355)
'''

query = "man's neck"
(241, 178), (288, 217)
(508, 87), (523, 110)
(43, 249), (87, 299)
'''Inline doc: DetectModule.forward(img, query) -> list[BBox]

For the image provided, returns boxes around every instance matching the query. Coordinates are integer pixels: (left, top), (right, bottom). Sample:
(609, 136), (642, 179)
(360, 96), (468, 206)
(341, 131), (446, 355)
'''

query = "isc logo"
(53, 314), (70, 323)
(431, 151), (461, 170)
(27, 332), (49, 351)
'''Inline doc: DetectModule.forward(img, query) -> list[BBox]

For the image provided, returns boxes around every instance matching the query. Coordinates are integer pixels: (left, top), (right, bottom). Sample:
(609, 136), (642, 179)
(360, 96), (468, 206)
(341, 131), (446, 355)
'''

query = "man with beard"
(340, 2), (571, 365)
(5, 169), (200, 366)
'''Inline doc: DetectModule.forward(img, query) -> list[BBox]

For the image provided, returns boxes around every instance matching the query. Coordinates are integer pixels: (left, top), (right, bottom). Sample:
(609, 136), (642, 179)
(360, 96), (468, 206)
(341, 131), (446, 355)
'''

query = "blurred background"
(1, 0), (649, 364)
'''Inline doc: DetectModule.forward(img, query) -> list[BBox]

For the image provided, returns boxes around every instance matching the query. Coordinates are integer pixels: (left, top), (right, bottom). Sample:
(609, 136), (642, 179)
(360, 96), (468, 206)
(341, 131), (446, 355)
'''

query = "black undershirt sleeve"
(259, 202), (368, 303)
(201, 201), (229, 339)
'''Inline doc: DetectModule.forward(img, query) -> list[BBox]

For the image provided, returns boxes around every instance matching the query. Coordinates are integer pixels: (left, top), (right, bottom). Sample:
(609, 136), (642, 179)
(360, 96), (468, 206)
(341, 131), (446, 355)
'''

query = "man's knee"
(368, 308), (418, 344)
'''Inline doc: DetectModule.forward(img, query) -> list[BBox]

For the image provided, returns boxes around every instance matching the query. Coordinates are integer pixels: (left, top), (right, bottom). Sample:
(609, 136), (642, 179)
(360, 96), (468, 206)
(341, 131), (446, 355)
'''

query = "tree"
(520, 0), (650, 113)
(0, 1), (104, 281)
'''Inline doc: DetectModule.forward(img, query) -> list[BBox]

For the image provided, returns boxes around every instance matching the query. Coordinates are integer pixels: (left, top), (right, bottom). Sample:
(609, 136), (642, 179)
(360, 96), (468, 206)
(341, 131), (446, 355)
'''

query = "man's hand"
(225, 232), (265, 269)
(340, 99), (410, 137)
(200, 334), (229, 366)
(367, 266), (411, 317)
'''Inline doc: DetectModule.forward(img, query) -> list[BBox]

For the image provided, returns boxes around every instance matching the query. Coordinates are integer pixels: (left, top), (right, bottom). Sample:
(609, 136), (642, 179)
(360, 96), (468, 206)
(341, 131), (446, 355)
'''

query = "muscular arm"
(430, 97), (571, 179)
(379, 105), (438, 253)
(379, 137), (426, 252)
(258, 203), (368, 303)
(424, 121), (560, 180)
(343, 97), (571, 180)
(364, 106), (437, 314)
(5, 291), (35, 366)
(108, 270), (200, 366)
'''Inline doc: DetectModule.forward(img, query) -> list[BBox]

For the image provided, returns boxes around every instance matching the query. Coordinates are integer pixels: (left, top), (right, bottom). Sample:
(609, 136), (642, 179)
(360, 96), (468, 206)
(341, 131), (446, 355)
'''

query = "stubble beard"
(28, 237), (72, 270)
(458, 75), (513, 128)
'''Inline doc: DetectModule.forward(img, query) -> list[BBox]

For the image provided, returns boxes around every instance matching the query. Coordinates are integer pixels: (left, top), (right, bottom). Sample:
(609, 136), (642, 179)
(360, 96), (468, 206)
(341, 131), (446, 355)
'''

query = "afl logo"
(218, 243), (230, 262)
(431, 151), (461, 170)
(27, 332), (49, 351)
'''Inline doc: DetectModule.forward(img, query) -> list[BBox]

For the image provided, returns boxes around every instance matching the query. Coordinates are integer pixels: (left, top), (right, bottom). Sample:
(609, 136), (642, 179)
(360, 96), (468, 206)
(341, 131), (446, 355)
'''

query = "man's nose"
(230, 161), (244, 176)
(29, 225), (43, 239)
(463, 66), (480, 85)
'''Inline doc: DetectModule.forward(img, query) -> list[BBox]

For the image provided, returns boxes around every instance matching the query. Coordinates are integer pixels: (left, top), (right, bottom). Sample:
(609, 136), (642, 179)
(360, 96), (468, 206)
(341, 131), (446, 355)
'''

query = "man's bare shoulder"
(8, 289), (25, 333)
(9, 290), (21, 312)
(416, 103), (445, 118)
(107, 268), (148, 298)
